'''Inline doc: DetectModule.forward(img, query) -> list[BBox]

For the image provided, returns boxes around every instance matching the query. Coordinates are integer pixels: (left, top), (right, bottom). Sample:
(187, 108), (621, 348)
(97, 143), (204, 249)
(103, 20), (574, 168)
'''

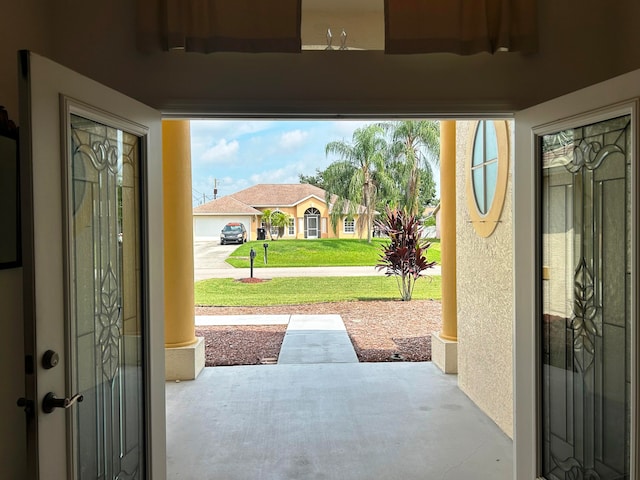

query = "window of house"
(471, 121), (498, 215)
(343, 218), (355, 233)
(465, 120), (509, 238)
(288, 218), (295, 236)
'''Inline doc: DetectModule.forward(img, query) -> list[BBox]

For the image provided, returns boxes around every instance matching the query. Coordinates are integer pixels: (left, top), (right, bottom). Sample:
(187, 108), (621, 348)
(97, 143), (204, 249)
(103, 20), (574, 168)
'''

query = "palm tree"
(260, 209), (291, 240)
(270, 211), (291, 239)
(381, 121), (440, 216)
(260, 209), (274, 240)
(324, 125), (392, 243)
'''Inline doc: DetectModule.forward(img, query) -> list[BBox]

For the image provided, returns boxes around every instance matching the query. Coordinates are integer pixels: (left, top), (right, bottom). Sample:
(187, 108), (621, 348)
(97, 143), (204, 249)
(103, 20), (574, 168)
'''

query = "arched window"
(465, 120), (509, 237)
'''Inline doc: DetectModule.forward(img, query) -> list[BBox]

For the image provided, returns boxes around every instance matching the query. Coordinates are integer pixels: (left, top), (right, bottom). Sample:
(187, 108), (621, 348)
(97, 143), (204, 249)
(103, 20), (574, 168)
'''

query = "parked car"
(220, 223), (247, 245)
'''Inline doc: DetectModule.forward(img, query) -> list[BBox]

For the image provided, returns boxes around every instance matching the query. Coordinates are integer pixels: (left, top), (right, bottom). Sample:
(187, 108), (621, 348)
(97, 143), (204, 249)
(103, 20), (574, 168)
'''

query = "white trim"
(343, 218), (355, 234)
(249, 194), (326, 208)
(193, 211), (260, 216)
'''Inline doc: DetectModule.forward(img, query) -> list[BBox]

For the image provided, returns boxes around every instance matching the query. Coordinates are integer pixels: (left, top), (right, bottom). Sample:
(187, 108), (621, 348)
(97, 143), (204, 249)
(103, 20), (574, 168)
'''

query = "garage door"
(193, 216), (252, 241)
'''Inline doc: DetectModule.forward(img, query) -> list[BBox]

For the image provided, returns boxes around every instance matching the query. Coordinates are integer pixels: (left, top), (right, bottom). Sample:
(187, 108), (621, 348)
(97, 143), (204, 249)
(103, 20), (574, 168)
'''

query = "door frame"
(305, 212), (319, 239)
(514, 71), (639, 479)
(18, 51), (166, 479)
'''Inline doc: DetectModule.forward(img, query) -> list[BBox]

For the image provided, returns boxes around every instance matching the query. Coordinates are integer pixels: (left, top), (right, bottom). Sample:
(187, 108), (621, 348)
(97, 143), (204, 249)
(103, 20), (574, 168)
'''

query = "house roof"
(193, 195), (262, 215)
(423, 204), (440, 217)
(193, 183), (368, 216)
(230, 183), (328, 206)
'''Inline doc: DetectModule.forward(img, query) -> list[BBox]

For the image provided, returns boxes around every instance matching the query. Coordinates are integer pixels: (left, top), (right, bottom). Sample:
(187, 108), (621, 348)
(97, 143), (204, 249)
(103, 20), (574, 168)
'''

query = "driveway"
(193, 240), (237, 280)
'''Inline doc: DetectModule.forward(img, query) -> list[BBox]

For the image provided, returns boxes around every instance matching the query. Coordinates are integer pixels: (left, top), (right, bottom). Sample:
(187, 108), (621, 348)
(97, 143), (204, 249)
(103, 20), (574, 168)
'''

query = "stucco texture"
(456, 121), (514, 437)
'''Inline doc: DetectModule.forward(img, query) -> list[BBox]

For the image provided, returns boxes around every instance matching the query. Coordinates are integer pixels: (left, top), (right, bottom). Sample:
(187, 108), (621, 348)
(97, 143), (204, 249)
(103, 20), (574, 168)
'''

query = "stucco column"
(439, 120), (457, 341)
(431, 120), (458, 373)
(163, 120), (204, 379)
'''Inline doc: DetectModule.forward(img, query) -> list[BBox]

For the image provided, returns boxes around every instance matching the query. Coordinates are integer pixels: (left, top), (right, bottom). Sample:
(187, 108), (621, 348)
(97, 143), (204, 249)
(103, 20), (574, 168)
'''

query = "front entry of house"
(19, 52), (165, 479)
(515, 72), (639, 479)
(304, 207), (320, 238)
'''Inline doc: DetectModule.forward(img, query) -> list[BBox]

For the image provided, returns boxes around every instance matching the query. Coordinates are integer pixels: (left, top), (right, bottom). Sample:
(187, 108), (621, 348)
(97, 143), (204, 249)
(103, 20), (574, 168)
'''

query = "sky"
(190, 120), (379, 206)
(190, 119), (440, 206)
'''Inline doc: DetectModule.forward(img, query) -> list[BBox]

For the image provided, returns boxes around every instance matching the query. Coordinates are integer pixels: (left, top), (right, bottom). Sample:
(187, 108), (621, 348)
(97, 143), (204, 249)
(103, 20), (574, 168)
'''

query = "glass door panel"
(541, 115), (631, 479)
(69, 114), (145, 479)
(306, 216), (319, 238)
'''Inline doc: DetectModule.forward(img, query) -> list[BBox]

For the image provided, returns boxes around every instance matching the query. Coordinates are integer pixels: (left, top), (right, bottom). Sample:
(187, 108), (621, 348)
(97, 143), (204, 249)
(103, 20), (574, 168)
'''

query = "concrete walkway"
(195, 314), (359, 364)
(278, 315), (359, 364)
(196, 264), (441, 281)
(195, 314), (290, 326)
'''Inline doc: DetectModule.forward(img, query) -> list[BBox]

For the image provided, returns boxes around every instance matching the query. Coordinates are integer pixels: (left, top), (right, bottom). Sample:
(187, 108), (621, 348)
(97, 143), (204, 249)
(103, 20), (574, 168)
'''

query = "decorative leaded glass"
(540, 114), (631, 480)
(70, 114), (145, 479)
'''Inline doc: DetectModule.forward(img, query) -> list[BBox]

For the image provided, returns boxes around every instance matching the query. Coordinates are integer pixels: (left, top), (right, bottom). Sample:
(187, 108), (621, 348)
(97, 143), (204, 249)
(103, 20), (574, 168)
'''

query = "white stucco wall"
(456, 121), (514, 437)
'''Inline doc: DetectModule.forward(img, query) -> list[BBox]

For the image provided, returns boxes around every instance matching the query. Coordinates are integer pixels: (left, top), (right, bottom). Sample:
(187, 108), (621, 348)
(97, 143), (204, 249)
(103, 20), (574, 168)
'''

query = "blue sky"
(190, 119), (440, 206)
(190, 120), (378, 205)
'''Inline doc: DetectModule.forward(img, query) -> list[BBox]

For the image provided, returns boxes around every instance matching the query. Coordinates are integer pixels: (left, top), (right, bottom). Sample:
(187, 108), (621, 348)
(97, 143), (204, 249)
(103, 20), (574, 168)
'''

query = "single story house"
(193, 183), (367, 241)
(192, 195), (262, 241)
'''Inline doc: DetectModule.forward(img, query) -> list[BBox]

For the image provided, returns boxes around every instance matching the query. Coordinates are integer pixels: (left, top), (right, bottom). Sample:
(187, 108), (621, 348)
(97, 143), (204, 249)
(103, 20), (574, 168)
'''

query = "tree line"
(299, 120), (439, 243)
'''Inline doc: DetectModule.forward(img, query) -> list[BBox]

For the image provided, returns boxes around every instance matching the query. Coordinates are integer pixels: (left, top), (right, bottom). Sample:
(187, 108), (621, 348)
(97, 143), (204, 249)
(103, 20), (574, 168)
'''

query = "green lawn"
(225, 238), (441, 268)
(195, 275), (442, 306)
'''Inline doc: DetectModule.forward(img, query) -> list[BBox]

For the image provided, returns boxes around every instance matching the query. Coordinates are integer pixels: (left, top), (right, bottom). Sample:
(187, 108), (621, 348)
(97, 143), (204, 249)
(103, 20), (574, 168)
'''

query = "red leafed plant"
(375, 207), (436, 301)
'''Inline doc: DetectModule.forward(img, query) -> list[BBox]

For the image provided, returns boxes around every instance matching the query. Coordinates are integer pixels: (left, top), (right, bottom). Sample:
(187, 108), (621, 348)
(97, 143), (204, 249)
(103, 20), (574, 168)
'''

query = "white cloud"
(192, 175), (254, 206)
(200, 139), (239, 163)
(248, 161), (309, 186)
(190, 120), (274, 141)
(328, 120), (377, 138)
(278, 129), (309, 149)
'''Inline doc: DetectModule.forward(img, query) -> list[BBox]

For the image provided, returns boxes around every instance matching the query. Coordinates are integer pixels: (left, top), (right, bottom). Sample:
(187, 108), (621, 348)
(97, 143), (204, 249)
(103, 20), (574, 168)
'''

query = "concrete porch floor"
(165, 362), (513, 479)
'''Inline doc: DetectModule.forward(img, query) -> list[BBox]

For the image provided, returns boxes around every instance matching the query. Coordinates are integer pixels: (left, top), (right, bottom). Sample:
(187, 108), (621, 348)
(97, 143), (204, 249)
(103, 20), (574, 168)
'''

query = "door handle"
(42, 392), (84, 414)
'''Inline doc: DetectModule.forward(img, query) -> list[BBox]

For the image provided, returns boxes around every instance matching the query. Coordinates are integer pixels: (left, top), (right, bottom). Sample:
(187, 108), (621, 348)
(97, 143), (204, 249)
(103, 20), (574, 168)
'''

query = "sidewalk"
(195, 264), (441, 281)
(277, 315), (359, 364)
(195, 313), (359, 364)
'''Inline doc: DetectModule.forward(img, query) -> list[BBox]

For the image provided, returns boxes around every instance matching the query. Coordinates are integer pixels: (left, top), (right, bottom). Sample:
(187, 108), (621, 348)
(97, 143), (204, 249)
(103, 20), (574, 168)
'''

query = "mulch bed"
(195, 300), (442, 367)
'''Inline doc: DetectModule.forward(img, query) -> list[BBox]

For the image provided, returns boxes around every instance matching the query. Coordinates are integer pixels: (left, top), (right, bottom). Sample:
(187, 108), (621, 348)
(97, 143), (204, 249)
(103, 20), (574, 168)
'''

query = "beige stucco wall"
(296, 197), (329, 238)
(253, 200), (365, 240)
(254, 206), (297, 240)
(456, 120), (514, 437)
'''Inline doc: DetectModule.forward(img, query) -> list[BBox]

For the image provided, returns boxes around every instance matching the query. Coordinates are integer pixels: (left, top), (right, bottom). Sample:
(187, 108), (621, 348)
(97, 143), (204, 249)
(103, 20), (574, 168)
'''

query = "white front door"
(19, 51), (166, 479)
(514, 71), (639, 479)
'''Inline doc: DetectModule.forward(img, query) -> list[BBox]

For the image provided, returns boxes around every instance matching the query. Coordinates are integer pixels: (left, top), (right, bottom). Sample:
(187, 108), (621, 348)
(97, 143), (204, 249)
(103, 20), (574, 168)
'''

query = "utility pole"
(213, 178), (218, 199)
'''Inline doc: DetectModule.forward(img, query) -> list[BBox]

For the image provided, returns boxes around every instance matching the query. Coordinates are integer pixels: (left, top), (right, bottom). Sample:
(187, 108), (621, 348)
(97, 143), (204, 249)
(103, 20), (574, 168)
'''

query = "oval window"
(471, 121), (498, 215)
(465, 120), (509, 238)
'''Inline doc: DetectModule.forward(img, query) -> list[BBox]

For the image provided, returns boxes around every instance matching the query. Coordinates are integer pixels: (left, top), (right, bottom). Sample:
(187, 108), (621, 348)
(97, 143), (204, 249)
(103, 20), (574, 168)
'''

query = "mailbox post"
(249, 247), (256, 278)
(263, 242), (269, 264)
